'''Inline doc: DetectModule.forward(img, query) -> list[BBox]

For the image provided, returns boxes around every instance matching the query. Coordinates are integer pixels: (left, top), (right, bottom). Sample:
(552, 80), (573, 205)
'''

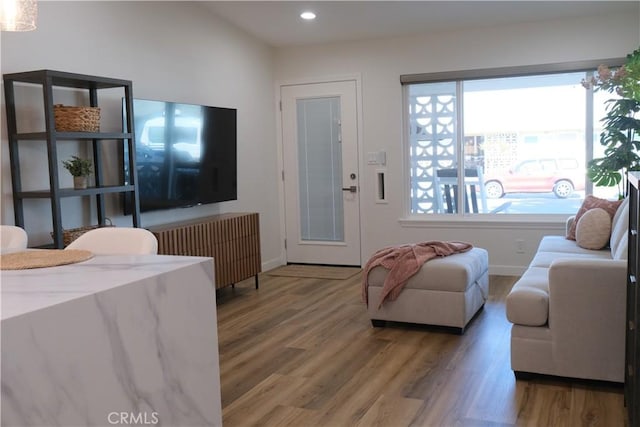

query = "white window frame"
(401, 59), (624, 224)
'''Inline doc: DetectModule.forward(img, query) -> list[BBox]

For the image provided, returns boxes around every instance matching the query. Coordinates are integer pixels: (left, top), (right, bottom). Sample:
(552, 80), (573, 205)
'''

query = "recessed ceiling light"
(300, 11), (316, 20)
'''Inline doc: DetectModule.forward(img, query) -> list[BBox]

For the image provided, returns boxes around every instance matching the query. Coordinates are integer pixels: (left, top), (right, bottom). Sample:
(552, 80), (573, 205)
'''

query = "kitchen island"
(1, 253), (222, 426)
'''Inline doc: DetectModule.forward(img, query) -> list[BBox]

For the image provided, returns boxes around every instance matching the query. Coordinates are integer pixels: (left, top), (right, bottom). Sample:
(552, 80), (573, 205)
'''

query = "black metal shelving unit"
(3, 69), (141, 248)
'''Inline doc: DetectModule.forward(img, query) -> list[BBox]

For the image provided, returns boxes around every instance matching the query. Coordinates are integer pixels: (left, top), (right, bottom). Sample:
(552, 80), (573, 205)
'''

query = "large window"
(404, 64), (621, 216)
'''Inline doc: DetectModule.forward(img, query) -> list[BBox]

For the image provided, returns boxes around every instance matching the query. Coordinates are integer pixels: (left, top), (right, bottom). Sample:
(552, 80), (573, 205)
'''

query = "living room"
(1, 1), (639, 426)
(2, 2), (638, 272)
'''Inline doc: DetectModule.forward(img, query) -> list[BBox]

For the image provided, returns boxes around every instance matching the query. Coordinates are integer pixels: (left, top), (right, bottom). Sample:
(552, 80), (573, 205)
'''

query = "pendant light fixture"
(1, 0), (37, 32)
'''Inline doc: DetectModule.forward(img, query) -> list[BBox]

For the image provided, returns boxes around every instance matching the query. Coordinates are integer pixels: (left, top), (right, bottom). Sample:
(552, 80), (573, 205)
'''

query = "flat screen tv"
(123, 98), (237, 213)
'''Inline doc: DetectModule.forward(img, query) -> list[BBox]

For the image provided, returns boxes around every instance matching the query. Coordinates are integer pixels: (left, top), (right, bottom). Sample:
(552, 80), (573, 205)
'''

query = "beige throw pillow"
(575, 208), (612, 250)
(567, 195), (622, 240)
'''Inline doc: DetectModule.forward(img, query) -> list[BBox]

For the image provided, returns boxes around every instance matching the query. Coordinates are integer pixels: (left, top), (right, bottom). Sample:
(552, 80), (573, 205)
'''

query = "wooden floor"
(216, 272), (626, 427)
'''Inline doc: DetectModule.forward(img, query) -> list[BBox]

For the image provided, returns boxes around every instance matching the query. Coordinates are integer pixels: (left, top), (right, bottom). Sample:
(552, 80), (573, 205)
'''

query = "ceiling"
(204, 1), (639, 48)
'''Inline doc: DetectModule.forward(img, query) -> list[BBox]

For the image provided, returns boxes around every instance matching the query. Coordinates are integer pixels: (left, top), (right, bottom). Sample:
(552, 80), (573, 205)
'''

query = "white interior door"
(281, 80), (361, 266)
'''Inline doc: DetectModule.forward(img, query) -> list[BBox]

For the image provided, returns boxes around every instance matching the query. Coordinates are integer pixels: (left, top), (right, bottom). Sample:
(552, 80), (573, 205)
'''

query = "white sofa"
(506, 197), (629, 382)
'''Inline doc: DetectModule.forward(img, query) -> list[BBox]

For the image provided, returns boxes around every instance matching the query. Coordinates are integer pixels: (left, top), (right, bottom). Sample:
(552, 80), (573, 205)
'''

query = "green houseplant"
(62, 155), (93, 189)
(583, 48), (640, 198)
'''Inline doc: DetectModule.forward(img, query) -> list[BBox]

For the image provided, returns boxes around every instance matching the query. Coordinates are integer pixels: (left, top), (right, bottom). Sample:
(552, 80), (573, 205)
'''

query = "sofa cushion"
(613, 234), (629, 261)
(575, 208), (612, 250)
(506, 266), (550, 326)
(610, 197), (629, 260)
(566, 195), (623, 240)
(612, 196), (629, 231)
(530, 250), (612, 268)
(537, 235), (609, 255)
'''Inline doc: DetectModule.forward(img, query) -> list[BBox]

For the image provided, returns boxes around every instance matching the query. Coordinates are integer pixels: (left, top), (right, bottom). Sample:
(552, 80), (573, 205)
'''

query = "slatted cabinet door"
(150, 213), (261, 290)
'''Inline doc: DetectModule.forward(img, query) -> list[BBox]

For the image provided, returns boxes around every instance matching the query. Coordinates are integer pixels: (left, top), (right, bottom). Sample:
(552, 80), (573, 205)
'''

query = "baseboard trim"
(262, 257), (284, 273)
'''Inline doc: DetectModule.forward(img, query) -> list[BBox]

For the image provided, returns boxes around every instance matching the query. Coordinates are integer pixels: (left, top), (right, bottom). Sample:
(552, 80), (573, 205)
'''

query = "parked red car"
(484, 158), (586, 199)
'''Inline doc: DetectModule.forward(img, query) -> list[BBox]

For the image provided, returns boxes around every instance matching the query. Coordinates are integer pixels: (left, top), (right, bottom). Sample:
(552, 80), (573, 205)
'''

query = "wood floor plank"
(463, 329), (521, 424)
(217, 272), (626, 426)
(312, 333), (443, 426)
(355, 395), (424, 427)
(220, 345), (305, 408)
(254, 405), (320, 427)
(222, 374), (310, 426)
(290, 335), (390, 410)
(569, 385), (626, 427)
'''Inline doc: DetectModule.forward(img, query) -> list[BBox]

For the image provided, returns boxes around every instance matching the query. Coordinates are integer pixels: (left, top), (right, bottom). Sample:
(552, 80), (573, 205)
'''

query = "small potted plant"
(62, 155), (93, 189)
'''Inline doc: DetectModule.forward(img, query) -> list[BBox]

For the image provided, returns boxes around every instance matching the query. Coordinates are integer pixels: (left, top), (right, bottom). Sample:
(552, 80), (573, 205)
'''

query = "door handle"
(342, 185), (358, 193)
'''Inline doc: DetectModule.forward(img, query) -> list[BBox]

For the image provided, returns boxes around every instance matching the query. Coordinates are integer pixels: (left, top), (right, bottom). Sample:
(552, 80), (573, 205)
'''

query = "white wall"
(274, 12), (640, 274)
(3, 4), (638, 274)
(1, 1), (283, 269)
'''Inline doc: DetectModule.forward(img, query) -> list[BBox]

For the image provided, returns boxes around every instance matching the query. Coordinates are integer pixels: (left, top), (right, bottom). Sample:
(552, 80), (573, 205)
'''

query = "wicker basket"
(54, 104), (101, 132)
(52, 218), (114, 247)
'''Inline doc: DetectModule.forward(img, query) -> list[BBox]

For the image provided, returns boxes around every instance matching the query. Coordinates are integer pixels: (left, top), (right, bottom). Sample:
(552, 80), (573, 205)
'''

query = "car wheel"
(485, 180), (504, 198)
(553, 180), (574, 198)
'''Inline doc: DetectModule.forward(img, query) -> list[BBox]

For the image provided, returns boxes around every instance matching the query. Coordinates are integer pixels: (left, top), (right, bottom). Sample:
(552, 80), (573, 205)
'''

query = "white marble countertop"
(2, 252), (222, 426)
(1, 254), (213, 320)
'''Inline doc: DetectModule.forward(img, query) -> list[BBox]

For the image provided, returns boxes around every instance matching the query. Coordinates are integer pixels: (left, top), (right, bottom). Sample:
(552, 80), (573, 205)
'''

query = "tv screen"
(123, 98), (237, 213)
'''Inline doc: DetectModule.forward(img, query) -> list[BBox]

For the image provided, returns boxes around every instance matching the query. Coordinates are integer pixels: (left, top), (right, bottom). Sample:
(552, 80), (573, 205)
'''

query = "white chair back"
(1, 225), (28, 253)
(65, 227), (158, 255)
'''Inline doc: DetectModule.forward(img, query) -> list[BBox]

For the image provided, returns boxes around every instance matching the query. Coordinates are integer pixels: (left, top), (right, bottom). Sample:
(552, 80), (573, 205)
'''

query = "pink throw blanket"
(362, 241), (473, 309)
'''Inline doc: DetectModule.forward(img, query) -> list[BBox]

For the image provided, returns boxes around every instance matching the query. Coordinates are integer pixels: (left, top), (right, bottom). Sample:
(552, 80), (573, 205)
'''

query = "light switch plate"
(367, 152), (379, 165)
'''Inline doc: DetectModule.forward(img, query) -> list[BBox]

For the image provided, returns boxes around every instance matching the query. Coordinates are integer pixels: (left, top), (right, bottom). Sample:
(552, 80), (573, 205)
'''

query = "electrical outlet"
(516, 239), (525, 254)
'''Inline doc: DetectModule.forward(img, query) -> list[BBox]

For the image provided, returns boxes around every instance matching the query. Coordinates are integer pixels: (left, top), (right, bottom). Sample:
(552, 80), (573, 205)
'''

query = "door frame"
(275, 74), (364, 266)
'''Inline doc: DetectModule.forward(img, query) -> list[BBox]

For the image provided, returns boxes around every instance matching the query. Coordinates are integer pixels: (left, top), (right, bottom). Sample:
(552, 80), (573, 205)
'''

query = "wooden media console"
(149, 213), (261, 289)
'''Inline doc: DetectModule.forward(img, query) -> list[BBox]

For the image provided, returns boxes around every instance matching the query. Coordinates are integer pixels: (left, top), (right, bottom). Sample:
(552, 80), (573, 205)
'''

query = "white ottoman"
(365, 247), (489, 334)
